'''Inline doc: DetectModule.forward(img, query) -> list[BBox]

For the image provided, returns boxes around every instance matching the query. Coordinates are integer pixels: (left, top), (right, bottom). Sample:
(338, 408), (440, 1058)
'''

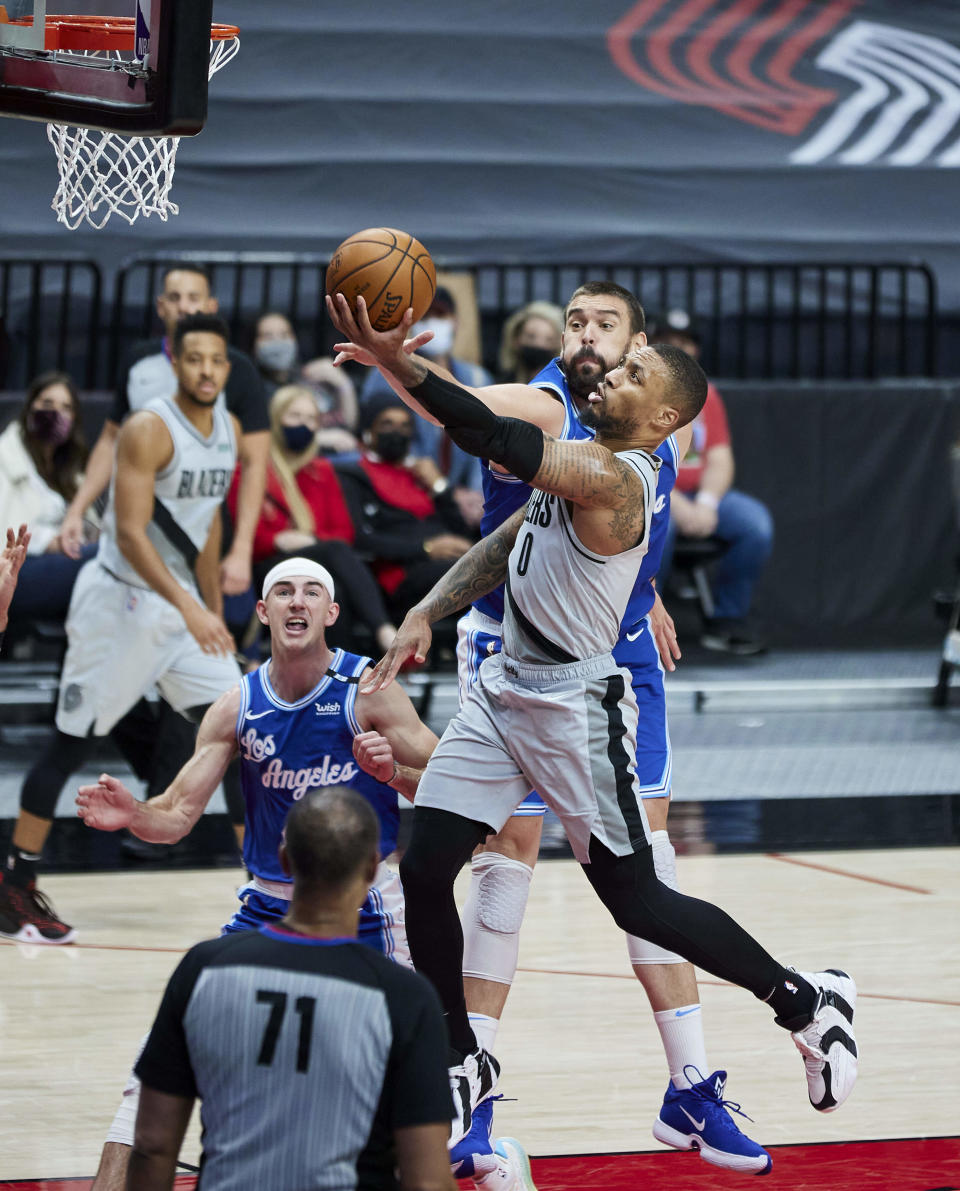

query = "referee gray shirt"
(136, 924), (451, 1191)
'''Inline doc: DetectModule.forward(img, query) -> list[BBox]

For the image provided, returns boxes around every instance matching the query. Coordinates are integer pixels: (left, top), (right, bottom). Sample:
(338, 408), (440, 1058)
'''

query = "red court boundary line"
(5, 1135), (959, 1188)
(765, 852), (933, 894)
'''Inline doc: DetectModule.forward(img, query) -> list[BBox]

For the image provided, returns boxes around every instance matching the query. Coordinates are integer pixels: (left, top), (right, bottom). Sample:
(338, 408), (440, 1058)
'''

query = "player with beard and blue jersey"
(329, 281), (771, 1176)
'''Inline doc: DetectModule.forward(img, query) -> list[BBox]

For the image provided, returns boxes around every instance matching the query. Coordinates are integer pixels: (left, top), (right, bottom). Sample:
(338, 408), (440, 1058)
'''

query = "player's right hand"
(76, 774), (136, 832)
(361, 611), (433, 693)
(59, 508), (86, 559)
(183, 603), (236, 656)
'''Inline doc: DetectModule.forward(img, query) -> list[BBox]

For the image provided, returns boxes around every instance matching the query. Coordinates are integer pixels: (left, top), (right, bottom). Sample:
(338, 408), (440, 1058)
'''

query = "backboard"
(0, 0), (216, 135)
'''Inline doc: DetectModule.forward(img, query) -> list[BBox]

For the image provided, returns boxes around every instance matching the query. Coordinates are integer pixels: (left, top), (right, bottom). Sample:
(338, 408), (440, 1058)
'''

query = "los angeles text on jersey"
(176, 467), (231, 499)
(239, 728), (358, 796)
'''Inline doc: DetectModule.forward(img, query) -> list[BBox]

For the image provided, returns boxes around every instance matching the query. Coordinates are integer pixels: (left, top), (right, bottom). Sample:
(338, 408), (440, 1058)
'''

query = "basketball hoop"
(32, 16), (239, 229)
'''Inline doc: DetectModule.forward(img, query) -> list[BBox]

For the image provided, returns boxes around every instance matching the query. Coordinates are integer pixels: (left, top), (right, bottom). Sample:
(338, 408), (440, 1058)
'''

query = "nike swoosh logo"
(625, 627), (645, 641)
(679, 1106), (706, 1131)
(244, 709), (273, 720)
(674, 1007), (699, 1017)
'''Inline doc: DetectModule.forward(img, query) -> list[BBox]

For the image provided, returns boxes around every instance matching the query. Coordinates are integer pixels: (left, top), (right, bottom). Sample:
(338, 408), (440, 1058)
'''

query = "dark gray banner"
(2, 0), (960, 307)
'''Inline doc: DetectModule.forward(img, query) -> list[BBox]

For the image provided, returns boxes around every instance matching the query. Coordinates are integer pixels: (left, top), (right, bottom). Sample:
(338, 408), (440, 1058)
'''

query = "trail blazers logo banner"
(608, 0), (960, 165)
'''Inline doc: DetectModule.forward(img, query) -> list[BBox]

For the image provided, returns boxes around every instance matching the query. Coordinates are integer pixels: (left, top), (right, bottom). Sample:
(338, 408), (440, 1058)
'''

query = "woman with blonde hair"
(497, 300), (564, 384)
(228, 384), (396, 651)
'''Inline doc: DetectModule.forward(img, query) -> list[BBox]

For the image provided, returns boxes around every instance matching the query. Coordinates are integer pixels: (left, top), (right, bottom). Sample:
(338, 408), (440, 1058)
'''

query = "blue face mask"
(281, 423), (315, 453)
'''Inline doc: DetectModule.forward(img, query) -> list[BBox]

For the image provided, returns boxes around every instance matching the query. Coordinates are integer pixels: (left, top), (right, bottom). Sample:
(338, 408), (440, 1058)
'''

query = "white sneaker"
(469, 1137), (537, 1189)
(791, 969), (858, 1112)
(448, 1048), (501, 1146)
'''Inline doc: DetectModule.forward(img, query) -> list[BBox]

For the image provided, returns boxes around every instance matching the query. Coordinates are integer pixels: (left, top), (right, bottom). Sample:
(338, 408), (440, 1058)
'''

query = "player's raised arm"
(331, 295), (643, 510)
(327, 295), (567, 436)
(77, 688), (241, 843)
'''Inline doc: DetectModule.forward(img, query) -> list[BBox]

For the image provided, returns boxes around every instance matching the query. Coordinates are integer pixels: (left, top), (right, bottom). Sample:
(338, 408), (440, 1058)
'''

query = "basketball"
(326, 228), (436, 332)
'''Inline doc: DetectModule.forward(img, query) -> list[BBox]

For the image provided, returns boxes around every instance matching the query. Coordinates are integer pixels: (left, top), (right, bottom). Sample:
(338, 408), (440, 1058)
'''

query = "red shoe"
(0, 875), (76, 944)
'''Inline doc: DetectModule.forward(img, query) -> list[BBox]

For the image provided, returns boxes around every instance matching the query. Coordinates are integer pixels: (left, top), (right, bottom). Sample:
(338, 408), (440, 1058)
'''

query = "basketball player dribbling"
(0, 314), (243, 946)
(330, 282), (772, 1173)
(329, 294), (859, 1155)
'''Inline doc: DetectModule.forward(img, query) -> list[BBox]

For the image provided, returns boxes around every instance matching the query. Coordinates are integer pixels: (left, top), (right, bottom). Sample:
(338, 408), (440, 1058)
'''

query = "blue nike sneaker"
(652, 1068), (772, 1175)
(449, 1096), (496, 1178)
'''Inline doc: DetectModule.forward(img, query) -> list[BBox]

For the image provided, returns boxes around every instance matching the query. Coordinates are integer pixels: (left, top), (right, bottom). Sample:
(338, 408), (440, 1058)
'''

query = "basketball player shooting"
(329, 294), (859, 1147)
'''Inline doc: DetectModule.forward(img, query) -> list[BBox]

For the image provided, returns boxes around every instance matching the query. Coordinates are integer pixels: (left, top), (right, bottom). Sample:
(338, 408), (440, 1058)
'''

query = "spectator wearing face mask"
(253, 311), (359, 455)
(0, 371), (98, 636)
(227, 384), (397, 653)
(334, 395), (477, 621)
(497, 300), (564, 385)
(358, 286), (487, 525)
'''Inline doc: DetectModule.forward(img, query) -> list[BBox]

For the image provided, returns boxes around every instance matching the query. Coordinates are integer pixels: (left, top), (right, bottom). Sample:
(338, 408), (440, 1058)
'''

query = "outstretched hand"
(76, 774), (137, 832)
(326, 294), (433, 375)
(360, 610), (433, 693)
(0, 524), (30, 629)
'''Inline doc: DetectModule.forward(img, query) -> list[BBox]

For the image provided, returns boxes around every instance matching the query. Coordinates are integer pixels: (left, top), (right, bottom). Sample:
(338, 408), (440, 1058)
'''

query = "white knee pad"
(104, 1033), (149, 1147)
(461, 851), (533, 985)
(626, 830), (686, 966)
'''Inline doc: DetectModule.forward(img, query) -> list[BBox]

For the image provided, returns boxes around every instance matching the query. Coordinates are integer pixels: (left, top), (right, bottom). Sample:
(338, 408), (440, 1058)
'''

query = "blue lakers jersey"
(474, 357), (678, 626)
(235, 649), (399, 882)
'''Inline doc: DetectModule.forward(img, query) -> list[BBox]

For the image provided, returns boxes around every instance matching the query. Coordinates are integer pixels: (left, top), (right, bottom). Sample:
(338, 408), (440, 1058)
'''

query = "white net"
(47, 34), (239, 230)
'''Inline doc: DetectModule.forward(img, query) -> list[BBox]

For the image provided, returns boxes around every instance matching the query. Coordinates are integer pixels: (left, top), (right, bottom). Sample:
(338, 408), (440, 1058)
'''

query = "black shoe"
(700, 619), (767, 656)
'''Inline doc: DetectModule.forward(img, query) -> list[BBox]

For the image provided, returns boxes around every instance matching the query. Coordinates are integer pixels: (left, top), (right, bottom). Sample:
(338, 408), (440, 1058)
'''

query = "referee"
(128, 788), (456, 1191)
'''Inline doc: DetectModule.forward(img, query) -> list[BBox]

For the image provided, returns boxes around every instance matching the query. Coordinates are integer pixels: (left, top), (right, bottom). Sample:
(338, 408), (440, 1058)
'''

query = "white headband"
(261, 558), (336, 603)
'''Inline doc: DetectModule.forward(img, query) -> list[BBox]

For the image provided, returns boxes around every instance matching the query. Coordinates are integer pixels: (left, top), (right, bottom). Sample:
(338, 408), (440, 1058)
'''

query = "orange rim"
(10, 14), (239, 52)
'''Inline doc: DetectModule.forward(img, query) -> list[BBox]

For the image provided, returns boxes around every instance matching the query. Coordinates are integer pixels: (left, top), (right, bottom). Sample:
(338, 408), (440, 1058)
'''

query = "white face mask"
(414, 317), (456, 359)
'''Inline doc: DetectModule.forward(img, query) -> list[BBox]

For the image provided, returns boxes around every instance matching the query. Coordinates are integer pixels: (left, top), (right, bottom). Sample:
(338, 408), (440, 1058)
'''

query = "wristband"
(389, 761), (399, 785)
(695, 491), (720, 511)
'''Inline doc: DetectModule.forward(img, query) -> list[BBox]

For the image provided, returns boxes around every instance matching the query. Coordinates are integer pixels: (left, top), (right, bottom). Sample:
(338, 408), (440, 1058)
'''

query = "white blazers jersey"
(98, 396), (236, 591)
(503, 448), (661, 665)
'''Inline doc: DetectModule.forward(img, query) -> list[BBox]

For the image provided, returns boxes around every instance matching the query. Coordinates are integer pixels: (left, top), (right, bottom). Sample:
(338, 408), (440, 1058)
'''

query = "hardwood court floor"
(1, 847), (957, 1182)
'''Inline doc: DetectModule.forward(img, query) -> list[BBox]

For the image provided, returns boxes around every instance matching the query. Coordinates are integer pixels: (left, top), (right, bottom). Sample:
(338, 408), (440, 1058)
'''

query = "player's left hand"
(649, 590), (681, 672)
(361, 610), (434, 693)
(352, 730), (396, 783)
(220, 550), (252, 597)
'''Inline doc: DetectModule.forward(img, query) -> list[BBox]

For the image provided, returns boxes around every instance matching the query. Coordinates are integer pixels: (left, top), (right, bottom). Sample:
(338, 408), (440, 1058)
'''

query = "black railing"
(469, 261), (939, 382)
(0, 257), (102, 389)
(110, 253), (335, 387)
(0, 253), (943, 391)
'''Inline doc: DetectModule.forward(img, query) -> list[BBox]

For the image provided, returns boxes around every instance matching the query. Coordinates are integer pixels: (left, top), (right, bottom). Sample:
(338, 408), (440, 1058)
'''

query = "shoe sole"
(652, 1119), (772, 1174)
(495, 1138), (538, 1190)
(0, 923), (76, 944)
(794, 969), (858, 1113)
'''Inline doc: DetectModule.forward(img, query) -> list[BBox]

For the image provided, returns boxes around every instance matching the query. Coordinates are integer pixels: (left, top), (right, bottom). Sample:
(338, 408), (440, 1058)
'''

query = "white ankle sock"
(653, 1004), (709, 1090)
(468, 1011), (499, 1055)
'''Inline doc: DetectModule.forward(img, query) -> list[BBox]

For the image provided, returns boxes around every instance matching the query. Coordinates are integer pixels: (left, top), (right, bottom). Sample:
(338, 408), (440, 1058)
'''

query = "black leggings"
(256, 540), (391, 647)
(400, 807), (791, 1054)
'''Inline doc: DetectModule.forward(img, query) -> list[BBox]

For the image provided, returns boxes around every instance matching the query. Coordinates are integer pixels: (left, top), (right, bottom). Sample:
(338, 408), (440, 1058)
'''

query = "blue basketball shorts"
(456, 606), (672, 809)
(222, 864), (410, 965)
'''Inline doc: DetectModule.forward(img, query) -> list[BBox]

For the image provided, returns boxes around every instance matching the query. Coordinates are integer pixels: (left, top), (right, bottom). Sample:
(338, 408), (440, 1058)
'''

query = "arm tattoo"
(534, 438), (642, 511)
(416, 507), (526, 623)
